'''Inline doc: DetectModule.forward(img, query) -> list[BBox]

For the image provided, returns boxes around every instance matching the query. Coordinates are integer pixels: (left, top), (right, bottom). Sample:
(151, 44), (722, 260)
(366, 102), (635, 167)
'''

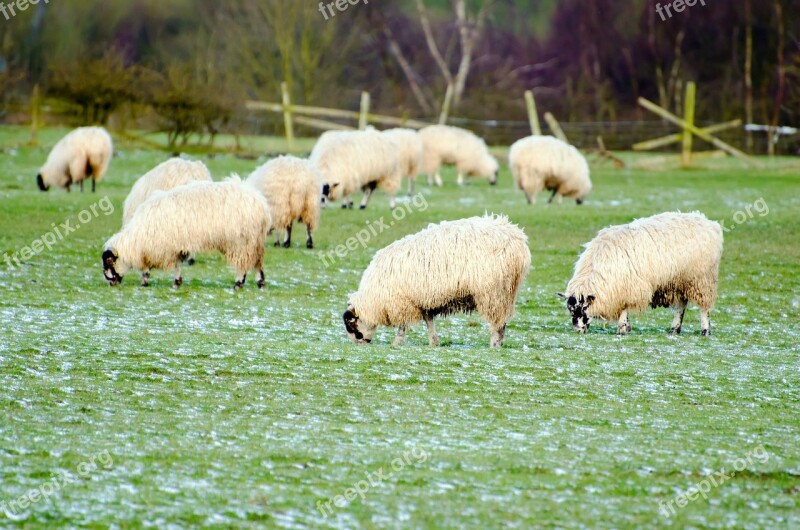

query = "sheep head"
(558, 293), (595, 333)
(343, 305), (375, 344)
(36, 173), (49, 192)
(102, 249), (123, 286)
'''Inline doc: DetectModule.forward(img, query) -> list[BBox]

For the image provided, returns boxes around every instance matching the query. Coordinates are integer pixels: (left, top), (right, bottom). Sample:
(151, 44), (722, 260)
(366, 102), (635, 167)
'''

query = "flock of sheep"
(35, 124), (723, 345)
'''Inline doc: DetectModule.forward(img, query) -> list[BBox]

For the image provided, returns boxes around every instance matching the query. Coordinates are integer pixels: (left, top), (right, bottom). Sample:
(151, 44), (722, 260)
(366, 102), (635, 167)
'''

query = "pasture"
(1, 126), (798, 528)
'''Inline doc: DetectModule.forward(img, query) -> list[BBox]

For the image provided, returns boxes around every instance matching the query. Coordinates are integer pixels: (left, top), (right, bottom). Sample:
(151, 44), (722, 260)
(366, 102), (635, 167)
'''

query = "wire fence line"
(237, 113), (798, 155)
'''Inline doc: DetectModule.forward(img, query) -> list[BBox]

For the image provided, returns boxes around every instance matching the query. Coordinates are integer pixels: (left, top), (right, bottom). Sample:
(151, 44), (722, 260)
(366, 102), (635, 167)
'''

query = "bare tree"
(415, 0), (494, 116)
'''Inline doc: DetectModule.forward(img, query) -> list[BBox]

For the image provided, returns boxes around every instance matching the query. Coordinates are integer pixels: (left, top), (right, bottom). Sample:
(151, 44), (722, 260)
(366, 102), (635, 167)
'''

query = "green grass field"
(1, 126), (798, 529)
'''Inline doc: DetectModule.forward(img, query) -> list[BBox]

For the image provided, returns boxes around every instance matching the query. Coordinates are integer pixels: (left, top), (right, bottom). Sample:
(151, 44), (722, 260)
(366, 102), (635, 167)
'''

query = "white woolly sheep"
(312, 129), (402, 210)
(246, 155), (321, 249)
(103, 176), (271, 290)
(419, 125), (499, 187)
(37, 126), (113, 193)
(381, 128), (424, 195)
(344, 214), (531, 348)
(559, 212), (723, 336)
(509, 135), (592, 205)
(122, 158), (212, 225)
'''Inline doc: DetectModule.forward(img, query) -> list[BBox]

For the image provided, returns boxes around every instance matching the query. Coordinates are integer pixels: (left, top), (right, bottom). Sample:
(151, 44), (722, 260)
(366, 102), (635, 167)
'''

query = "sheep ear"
(330, 182), (340, 190)
(556, 292), (567, 299)
(586, 295), (596, 307)
(343, 309), (359, 333)
(102, 249), (117, 266)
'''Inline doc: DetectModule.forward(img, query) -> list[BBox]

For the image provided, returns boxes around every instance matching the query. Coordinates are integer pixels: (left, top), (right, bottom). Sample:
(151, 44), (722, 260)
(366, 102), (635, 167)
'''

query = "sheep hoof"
(282, 240), (291, 248)
(173, 277), (183, 288)
(359, 205), (366, 210)
(701, 329), (711, 337)
(234, 281), (244, 291)
(187, 257), (195, 266)
(669, 326), (682, 335)
(616, 324), (629, 335)
(273, 241), (281, 247)
(257, 279), (265, 289)
(429, 336), (440, 347)
(306, 240), (313, 249)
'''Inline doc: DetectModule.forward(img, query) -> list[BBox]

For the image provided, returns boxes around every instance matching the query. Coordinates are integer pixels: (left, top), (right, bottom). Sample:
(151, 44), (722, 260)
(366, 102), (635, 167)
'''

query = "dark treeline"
(0, 0), (797, 150)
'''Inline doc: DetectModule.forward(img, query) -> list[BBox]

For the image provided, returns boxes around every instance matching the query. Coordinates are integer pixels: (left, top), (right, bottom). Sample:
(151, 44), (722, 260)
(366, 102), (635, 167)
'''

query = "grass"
(0, 125), (798, 529)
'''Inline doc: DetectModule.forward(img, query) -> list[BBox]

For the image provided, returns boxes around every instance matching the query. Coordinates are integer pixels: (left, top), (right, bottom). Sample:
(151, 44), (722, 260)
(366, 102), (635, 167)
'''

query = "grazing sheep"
(102, 176), (271, 290)
(559, 212), (723, 336)
(37, 126), (113, 193)
(509, 135), (592, 205)
(344, 214), (531, 348)
(122, 158), (212, 225)
(312, 129), (402, 210)
(246, 155), (321, 249)
(381, 128), (424, 195)
(419, 125), (499, 187)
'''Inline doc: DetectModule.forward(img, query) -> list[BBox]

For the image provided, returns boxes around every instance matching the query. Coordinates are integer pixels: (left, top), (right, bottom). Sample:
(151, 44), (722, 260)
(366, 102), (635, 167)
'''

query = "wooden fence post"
(524, 90), (542, 135)
(682, 81), (696, 167)
(359, 91), (371, 130)
(281, 82), (295, 150)
(544, 112), (568, 143)
(30, 84), (41, 146)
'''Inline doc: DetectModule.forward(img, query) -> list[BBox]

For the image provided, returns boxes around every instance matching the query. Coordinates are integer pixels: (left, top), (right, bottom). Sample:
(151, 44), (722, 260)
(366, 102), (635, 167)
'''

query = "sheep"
(122, 158), (213, 225)
(246, 155), (321, 249)
(419, 125), (499, 187)
(36, 126), (113, 193)
(102, 176), (271, 290)
(559, 212), (723, 336)
(343, 214), (531, 348)
(381, 128), (424, 195)
(312, 129), (402, 210)
(509, 135), (592, 205)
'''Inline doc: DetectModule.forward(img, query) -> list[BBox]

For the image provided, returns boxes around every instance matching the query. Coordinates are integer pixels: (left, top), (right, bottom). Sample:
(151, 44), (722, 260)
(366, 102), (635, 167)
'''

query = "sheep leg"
(283, 223), (292, 248)
(359, 182), (378, 210)
(305, 225), (313, 249)
(423, 314), (439, 346)
(234, 272), (247, 291)
(173, 263), (183, 288)
(700, 310), (711, 336)
(91, 177), (96, 193)
(525, 192), (533, 205)
(407, 177), (415, 195)
(274, 229), (281, 247)
(490, 324), (506, 348)
(79, 180), (84, 193)
(140, 270), (150, 287)
(616, 310), (631, 335)
(457, 173), (464, 186)
(388, 195), (396, 210)
(256, 269), (265, 289)
(670, 300), (688, 334)
(392, 326), (406, 346)
(434, 172), (443, 187)
(547, 189), (558, 204)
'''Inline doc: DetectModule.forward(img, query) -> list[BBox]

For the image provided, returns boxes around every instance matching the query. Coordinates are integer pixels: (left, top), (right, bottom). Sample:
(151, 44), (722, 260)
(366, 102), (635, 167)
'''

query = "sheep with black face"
(344, 214), (530, 348)
(560, 212), (723, 335)
(103, 176), (271, 290)
(37, 126), (113, 193)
